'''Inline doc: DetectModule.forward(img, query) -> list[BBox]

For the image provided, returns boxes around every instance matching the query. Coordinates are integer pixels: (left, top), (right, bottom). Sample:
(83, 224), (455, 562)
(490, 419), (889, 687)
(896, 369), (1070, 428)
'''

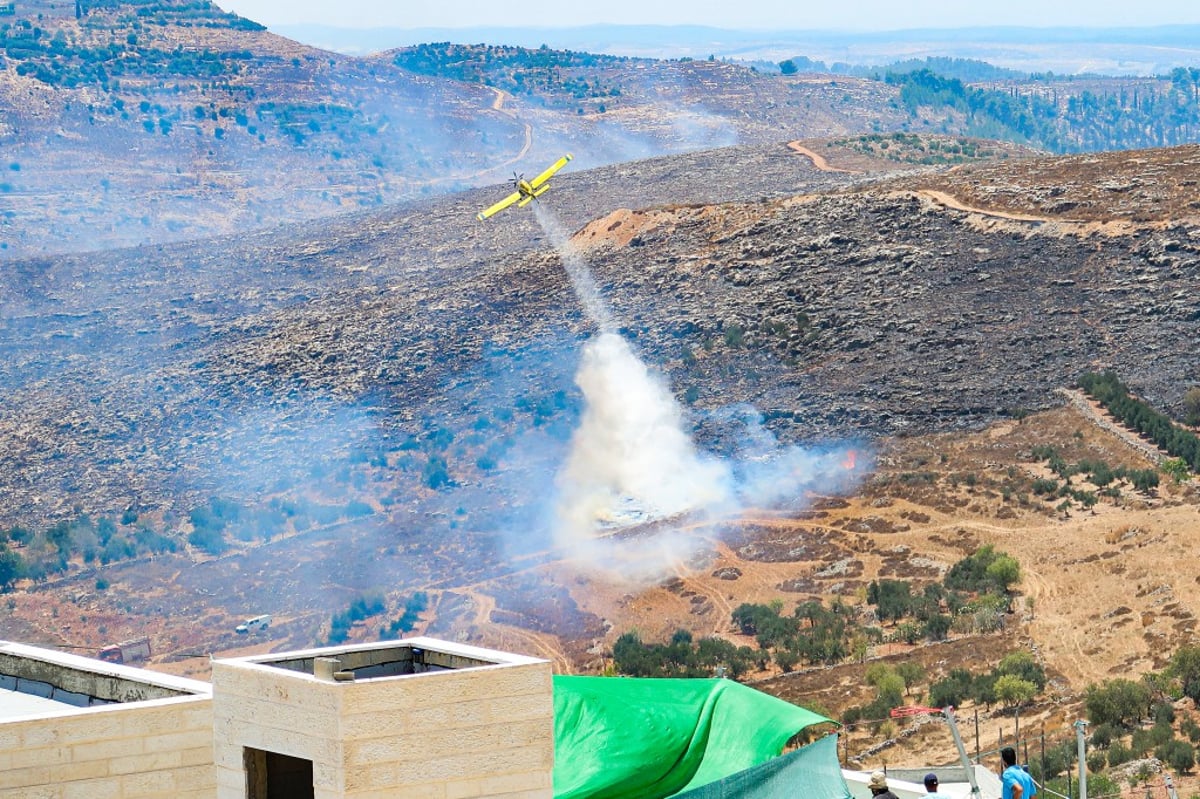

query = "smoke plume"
(530, 202), (868, 581)
(553, 331), (733, 540)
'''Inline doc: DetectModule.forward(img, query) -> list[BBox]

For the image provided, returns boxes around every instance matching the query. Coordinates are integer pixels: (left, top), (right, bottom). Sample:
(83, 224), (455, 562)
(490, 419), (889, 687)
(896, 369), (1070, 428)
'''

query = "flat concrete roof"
(218, 636), (547, 683)
(0, 641), (211, 721)
(0, 685), (75, 720)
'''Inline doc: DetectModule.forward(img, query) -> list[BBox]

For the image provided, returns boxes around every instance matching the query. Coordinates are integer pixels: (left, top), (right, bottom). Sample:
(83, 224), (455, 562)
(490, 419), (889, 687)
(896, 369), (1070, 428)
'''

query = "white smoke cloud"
(553, 332), (733, 545)
(529, 205), (868, 583)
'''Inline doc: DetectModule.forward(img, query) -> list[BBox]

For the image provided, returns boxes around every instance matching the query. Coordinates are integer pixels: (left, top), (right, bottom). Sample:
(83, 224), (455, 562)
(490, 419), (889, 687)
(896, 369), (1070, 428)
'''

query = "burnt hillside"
(2, 140), (1198, 533)
(1, 139), (1198, 664)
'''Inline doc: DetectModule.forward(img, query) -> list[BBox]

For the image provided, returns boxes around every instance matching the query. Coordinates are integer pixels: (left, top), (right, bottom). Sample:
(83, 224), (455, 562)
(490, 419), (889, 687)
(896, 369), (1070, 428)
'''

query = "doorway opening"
(244, 747), (314, 799)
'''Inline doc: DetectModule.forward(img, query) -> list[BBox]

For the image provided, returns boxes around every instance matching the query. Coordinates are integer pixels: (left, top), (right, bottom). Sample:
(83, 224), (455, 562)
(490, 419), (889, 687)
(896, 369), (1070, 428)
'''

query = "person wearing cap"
(1001, 747), (1037, 799)
(923, 772), (949, 798)
(868, 771), (900, 799)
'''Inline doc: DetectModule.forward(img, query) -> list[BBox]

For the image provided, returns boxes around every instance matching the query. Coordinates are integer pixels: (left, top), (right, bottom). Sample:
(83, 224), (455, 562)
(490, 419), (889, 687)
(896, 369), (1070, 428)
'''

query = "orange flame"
(842, 449), (857, 471)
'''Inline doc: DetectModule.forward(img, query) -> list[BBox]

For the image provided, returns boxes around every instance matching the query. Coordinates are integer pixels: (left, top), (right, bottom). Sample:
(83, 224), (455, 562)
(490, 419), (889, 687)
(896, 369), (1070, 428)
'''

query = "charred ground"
(0, 142), (1199, 776)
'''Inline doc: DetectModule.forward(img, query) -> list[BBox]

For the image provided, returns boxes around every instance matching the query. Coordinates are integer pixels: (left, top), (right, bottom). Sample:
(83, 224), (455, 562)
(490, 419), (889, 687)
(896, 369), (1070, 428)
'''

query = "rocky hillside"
(3, 139), (1199, 532)
(1, 138), (1198, 667)
(0, 0), (939, 259)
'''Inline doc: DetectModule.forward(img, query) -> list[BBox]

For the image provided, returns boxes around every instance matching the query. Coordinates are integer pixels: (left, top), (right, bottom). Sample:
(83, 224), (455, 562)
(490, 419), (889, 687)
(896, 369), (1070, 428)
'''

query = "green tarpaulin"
(553, 675), (838, 799)
(671, 734), (851, 799)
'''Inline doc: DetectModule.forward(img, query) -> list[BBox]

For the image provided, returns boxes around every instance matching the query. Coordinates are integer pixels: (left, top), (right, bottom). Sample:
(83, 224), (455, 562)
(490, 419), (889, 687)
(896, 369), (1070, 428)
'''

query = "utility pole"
(943, 708), (982, 799)
(1074, 719), (1089, 799)
(974, 709), (980, 762)
(1040, 728), (1046, 788)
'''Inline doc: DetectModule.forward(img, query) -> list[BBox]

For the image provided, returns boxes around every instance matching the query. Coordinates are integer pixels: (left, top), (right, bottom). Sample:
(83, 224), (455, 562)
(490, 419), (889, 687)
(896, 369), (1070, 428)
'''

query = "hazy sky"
(214, 0), (1200, 30)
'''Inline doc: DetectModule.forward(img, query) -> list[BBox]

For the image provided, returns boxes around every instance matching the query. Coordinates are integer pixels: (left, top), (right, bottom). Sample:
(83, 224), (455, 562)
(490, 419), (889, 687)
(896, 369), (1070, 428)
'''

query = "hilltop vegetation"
(830, 132), (1012, 165)
(780, 54), (1200, 153)
(781, 55), (1025, 83)
(7, 1), (1200, 256)
(391, 42), (628, 109)
(884, 67), (1200, 152)
(612, 544), (1020, 680)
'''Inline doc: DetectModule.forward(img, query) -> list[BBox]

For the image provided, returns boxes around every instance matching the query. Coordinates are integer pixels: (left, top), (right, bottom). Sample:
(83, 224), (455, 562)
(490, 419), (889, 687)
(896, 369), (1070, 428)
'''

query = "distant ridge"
(275, 22), (1200, 74)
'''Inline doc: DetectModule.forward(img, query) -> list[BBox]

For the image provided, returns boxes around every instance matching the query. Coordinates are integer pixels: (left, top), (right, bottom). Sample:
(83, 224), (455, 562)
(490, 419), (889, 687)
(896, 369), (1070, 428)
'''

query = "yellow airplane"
(476, 154), (573, 221)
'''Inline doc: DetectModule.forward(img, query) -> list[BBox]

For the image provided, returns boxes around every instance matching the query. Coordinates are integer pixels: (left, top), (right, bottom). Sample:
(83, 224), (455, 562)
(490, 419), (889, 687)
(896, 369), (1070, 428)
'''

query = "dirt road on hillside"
(787, 141), (860, 173)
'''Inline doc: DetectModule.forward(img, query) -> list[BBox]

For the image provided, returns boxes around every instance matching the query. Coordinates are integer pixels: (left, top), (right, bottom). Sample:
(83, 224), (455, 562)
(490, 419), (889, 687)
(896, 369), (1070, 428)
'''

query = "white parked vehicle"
(235, 614), (271, 634)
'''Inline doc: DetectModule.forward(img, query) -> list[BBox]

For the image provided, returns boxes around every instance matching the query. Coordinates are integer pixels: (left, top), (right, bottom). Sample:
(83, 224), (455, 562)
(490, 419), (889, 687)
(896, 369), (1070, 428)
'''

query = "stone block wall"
(212, 638), (554, 799)
(0, 694), (214, 799)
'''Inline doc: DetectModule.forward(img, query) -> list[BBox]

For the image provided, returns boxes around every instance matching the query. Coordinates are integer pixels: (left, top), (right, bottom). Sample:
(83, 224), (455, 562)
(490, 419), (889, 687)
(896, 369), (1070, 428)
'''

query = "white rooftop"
(0, 685), (72, 720)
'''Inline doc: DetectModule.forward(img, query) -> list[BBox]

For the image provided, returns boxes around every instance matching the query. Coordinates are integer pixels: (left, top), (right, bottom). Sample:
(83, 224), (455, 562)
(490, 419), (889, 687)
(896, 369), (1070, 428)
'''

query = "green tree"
(995, 674), (1038, 707)
(1163, 458), (1190, 483)
(896, 661), (925, 695)
(869, 579), (913, 624)
(997, 650), (1047, 690)
(1157, 739), (1195, 774)
(1090, 723), (1117, 749)
(1184, 387), (1200, 427)
(930, 668), (974, 708)
(945, 545), (1018, 593)
(924, 613), (952, 641)
(1085, 678), (1152, 727)
(874, 672), (905, 706)
(986, 555), (1022, 591)
(187, 525), (227, 556)
(0, 546), (25, 591)
(865, 663), (897, 688)
(1107, 740), (1133, 767)
(1172, 645), (1200, 701)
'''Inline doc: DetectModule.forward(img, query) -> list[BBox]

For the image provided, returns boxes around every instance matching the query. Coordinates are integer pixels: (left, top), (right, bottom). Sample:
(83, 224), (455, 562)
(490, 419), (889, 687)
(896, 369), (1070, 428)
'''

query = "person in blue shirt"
(1001, 747), (1037, 799)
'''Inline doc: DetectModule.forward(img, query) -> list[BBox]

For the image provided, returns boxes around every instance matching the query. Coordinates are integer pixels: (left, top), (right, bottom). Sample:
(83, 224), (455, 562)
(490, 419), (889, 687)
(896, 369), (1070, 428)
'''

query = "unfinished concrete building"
(0, 637), (554, 799)
(0, 640), (214, 798)
(212, 639), (554, 799)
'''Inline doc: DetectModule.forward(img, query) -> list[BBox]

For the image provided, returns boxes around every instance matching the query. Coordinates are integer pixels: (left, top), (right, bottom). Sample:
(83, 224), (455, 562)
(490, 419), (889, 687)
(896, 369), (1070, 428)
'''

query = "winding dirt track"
(415, 87), (534, 189)
(670, 551), (734, 638)
(786, 141), (860, 174)
(455, 584), (574, 673)
(785, 142), (1173, 237)
(481, 87), (534, 174)
(915, 189), (1049, 222)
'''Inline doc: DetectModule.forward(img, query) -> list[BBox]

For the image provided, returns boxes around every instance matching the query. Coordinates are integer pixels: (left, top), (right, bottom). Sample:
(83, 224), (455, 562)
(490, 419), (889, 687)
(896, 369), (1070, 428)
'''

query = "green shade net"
(553, 676), (837, 799)
(671, 734), (850, 799)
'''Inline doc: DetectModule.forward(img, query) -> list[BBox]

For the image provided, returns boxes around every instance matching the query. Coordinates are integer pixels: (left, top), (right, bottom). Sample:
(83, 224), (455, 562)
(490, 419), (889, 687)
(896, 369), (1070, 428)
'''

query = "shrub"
(187, 525), (227, 555)
(1154, 702), (1177, 726)
(1091, 723), (1118, 749)
(1130, 729), (1154, 757)
(1157, 739), (1195, 774)
(1107, 741), (1133, 767)
(1086, 678), (1152, 727)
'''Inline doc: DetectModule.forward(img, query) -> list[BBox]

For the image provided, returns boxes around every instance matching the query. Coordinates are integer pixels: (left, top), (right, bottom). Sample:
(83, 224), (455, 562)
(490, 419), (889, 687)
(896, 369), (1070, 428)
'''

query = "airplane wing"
(477, 191), (522, 221)
(528, 154), (573, 189)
